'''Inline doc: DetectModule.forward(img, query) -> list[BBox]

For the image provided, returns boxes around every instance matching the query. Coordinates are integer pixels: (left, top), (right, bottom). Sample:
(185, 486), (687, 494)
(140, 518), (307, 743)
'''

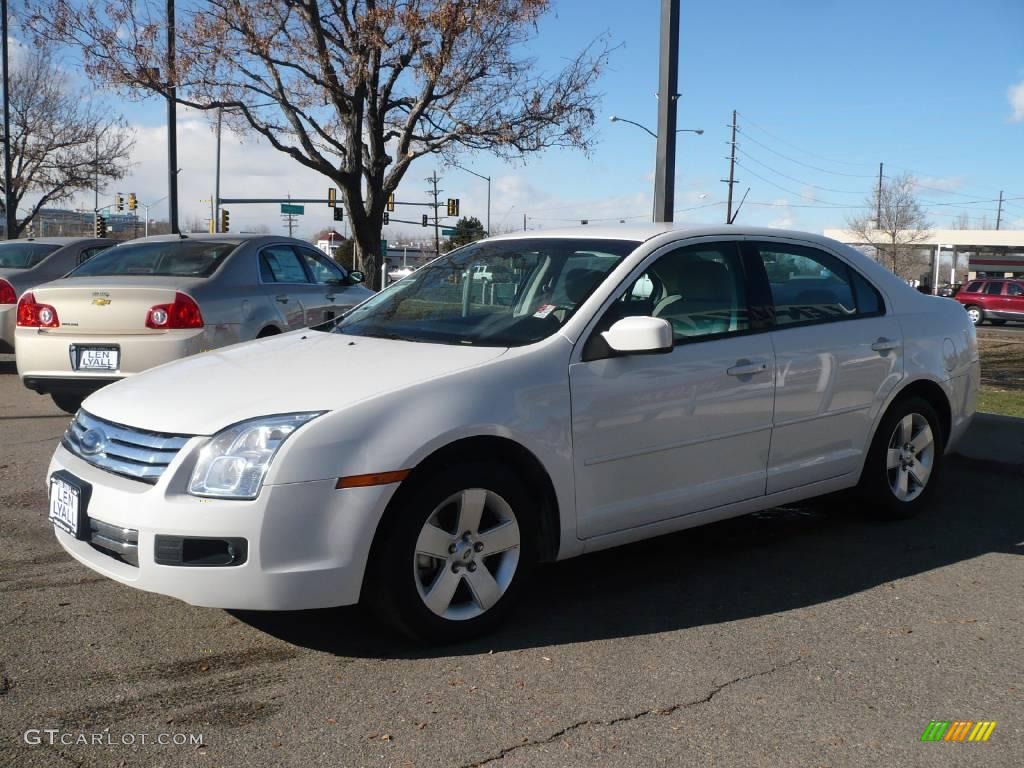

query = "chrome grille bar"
(89, 518), (139, 567)
(62, 410), (193, 484)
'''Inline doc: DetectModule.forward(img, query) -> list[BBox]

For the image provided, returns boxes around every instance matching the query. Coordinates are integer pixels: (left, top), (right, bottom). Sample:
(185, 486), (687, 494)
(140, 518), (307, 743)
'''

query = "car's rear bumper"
(47, 443), (390, 611)
(15, 327), (209, 389)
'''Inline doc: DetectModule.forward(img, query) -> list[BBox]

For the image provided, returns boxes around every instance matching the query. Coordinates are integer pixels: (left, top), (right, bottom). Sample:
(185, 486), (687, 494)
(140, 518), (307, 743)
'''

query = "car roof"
(484, 222), (850, 248)
(0, 237), (101, 246)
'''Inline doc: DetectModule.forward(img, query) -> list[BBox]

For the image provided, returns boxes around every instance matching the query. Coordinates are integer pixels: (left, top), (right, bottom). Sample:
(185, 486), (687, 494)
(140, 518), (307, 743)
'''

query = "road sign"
(380, 239), (388, 257)
(441, 228), (457, 236)
(281, 203), (305, 215)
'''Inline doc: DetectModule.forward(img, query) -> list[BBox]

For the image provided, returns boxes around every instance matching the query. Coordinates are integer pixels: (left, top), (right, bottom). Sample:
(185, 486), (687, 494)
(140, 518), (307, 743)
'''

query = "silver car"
(16, 233), (372, 413)
(0, 237), (113, 353)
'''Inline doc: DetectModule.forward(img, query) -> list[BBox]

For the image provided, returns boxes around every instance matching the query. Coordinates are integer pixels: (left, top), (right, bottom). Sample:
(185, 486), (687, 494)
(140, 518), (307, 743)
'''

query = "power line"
(736, 129), (878, 179)
(735, 147), (867, 194)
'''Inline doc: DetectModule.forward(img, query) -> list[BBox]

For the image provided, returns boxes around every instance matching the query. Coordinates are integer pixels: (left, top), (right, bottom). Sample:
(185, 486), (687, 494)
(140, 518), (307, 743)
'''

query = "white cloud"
(767, 198), (794, 229)
(1008, 80), (1024, 122)
(914, 176), (963, 194)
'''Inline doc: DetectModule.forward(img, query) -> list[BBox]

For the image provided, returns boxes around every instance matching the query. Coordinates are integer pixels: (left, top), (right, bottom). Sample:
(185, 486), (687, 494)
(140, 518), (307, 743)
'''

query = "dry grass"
(977, 338), (1024, 417)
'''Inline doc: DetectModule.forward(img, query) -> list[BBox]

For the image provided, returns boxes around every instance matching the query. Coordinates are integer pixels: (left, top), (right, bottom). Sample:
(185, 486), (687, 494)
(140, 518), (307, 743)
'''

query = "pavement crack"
(459, 657), (802, 768)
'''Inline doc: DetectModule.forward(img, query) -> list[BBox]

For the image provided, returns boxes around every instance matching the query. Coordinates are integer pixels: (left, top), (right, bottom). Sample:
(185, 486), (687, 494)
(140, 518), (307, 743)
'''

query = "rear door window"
(753, 243), (869, 326)
(260, 246), (309, 283)
(984, 281), (1005, 295)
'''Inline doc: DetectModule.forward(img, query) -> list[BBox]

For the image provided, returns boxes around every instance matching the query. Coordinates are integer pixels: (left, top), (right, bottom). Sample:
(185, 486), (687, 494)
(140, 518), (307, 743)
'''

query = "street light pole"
(448, 162), (491, 235)
(213, 106), (222, 232)
(1, 0), (15, 239)
(166, 0), (180, 234)
(653, 0), (680, 223)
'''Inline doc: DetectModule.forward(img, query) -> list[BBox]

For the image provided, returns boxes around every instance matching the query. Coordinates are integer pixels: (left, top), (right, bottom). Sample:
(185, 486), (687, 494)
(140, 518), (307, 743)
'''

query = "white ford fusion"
(46, 225), (979, 642)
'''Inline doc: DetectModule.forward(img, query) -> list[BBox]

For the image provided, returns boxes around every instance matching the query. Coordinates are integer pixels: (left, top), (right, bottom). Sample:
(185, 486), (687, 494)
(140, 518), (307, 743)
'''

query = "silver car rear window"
(69, 241), (238, 278)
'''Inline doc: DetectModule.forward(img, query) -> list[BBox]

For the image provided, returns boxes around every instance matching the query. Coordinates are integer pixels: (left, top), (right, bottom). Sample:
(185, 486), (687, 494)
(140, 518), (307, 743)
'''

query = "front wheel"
(857, 396), (944, 519)
(365, 463), (537, 643)
(964, 305), (983, 326)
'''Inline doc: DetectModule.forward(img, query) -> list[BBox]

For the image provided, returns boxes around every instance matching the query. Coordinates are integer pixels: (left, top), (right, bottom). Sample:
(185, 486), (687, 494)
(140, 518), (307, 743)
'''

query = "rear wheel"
(366, 463), (537, 643)
(51, 392), (84, 415)
(857, 396), (944, 519)
(964, 305), (983, 326)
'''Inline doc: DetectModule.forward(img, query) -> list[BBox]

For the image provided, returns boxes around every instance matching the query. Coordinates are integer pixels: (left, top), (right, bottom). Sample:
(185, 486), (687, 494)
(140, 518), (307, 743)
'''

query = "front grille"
(89, 518), (139, 567)
(62, 410), (192, 484)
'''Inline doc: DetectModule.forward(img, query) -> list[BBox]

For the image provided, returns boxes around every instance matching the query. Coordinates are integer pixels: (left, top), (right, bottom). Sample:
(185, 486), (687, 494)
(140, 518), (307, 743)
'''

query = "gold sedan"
(16, 233), (371, 413)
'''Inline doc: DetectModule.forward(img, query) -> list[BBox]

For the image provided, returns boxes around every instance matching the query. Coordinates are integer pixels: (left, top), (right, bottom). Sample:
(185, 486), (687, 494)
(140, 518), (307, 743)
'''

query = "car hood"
(83, 330), (508, 435)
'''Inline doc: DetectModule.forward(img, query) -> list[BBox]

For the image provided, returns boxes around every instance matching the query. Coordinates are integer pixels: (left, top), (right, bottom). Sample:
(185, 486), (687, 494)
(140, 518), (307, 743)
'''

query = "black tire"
(856, 395), (944, 520)
(365, 462), (538, 644)
(964, 305), (984, 326)
(257, 327), (280, 338)
(51, 392), (84, 415)
(990, 319), (1007, 326)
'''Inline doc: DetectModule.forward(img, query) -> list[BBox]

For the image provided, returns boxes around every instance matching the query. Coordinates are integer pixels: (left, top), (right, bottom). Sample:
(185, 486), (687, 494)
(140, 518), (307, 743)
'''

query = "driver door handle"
(275, 295), (289, 304)
(727, 358), (770, 377)
(870, 337), (901, 352)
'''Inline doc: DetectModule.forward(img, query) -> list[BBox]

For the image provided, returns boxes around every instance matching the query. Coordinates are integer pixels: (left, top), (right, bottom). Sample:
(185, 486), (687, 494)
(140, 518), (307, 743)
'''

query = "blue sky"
(40, 0), (1024, 237)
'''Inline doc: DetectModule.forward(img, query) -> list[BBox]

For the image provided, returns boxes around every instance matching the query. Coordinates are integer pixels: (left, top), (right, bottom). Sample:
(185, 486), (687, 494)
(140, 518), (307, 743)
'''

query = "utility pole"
(722, 110), (738, 224)
(426, 171), (441, 257)
(653, 0), (680, 223)
(166, 0), (180, 234)
(876, 162), (884, 230)
(1, 0), (13, 239)
(94, 137), (99, 236)
(523, 213), (527, 231)
(996, 190), (1003, 230)
(214, 107), (222, 232)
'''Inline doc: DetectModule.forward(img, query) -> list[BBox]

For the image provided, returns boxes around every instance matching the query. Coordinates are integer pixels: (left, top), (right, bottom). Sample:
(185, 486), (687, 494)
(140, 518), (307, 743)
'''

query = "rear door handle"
(870, 337), (901, 352)
(727, 358), (770, 377)
(275, 295), (289, 304)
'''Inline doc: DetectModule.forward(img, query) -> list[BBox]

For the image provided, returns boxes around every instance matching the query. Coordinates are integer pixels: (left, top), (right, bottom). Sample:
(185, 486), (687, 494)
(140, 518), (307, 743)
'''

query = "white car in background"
(46, 225), (978, 642)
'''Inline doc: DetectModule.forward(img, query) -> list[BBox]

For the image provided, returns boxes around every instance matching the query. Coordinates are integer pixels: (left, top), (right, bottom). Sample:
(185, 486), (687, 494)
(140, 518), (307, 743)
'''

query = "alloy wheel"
(413, 488), (521, 620)
(886, 413), (935, 502)
(966, 307), (981, 325)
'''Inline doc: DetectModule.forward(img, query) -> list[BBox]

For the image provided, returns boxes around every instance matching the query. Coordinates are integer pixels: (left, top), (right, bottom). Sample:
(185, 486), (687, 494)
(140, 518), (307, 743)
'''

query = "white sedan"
(46, 225), (979, 642)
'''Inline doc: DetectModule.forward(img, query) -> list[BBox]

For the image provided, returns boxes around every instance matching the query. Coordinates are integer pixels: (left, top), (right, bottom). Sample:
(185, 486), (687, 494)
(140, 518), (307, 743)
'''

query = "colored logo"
(79, 428), (108, 456)
(920, 721), (996, 742)
(91, 298), (112, 306)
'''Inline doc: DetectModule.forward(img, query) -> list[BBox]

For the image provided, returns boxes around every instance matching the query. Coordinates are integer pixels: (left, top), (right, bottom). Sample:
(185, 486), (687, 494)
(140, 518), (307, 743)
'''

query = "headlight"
(188, 412), (324, 499)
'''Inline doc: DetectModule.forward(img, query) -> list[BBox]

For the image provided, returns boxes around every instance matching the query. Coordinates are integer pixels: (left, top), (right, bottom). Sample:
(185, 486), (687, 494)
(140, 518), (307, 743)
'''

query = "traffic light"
(386, 193), (395, 212)
(333, 207), (344, 222)
(421, 214), (429, 227)
(328, 187), (337, 208)
(446, 198), (459, 217)
(220, 209), (230, 232)
(115, 193), (124, 212)
(128, 193), (137, 211)
(383, 212), (389, 225)
(95, 215), (107, 238)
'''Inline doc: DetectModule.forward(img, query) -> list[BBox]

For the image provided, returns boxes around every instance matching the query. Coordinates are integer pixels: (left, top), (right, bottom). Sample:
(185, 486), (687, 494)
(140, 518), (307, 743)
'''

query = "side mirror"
(348, 270), (365, 284)
(601, 316), (673, 355)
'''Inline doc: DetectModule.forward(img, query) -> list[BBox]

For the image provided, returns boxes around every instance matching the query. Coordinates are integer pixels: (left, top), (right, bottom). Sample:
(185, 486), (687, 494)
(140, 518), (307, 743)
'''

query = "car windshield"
(331, 238), (639, 346)
(69, 240), (239, 277)
(0, 242), (61, 269)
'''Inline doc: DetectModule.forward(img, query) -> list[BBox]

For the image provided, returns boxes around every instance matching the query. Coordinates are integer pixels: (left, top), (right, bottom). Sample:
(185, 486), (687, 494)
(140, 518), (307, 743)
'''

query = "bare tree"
(954, 212), (971, 230)
(0, 50), (135, 238)
(846, 173), (931, 278)
(34, 0), (609, 287)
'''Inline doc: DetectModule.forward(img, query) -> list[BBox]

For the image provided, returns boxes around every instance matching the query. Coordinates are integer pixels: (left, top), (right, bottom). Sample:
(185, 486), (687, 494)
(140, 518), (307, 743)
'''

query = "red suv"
(955, 278), (1024, 326)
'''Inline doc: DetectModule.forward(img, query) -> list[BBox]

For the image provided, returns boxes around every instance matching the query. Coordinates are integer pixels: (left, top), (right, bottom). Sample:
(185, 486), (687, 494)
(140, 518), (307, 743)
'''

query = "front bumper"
(47, 444), (392, 610)
(16, 327), (209, 392)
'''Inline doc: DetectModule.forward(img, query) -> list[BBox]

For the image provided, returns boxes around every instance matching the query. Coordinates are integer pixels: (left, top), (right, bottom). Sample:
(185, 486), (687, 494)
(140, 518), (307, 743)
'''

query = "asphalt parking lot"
(1, 352), (1021, 767)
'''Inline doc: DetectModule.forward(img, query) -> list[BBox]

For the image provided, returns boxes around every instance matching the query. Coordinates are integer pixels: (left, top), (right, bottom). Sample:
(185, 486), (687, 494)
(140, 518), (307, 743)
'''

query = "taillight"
(146, 292), (204, 329)
(16, 292), (60, 328)
(0, 279), (16, 305)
